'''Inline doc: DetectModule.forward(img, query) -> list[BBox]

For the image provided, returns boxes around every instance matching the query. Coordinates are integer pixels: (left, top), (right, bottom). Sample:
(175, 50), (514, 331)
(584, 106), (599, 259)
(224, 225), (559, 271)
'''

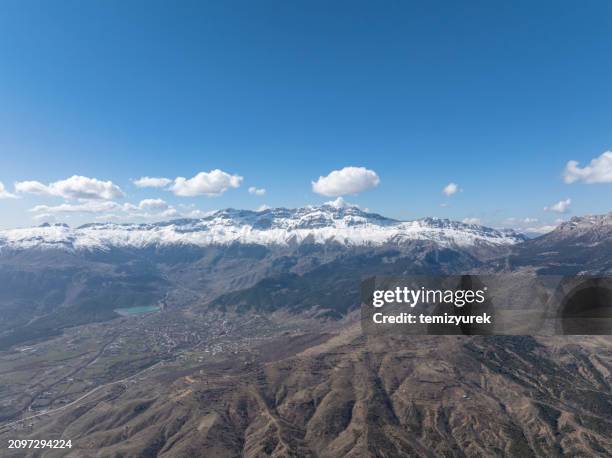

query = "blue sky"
(0, 0), (611, 230)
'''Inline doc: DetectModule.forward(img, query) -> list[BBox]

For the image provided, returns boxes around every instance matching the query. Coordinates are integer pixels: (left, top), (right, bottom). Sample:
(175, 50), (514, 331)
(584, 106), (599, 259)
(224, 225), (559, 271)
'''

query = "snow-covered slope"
(552, 212), (612, 241)
(0, 205), (526, 251)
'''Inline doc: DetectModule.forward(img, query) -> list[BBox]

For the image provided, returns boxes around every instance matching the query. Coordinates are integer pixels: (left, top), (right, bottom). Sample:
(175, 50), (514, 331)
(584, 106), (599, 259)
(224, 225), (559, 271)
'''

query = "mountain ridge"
(499, 211), (612, 275)
(0, 204), (527, 251)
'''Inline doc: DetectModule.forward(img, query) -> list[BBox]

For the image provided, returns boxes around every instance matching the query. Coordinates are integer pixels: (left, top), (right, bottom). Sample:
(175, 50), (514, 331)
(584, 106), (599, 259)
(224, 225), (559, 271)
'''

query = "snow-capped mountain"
(552, 212), (612, 242)
(492, 212), (612, 274)
(0, 205), (526, 251)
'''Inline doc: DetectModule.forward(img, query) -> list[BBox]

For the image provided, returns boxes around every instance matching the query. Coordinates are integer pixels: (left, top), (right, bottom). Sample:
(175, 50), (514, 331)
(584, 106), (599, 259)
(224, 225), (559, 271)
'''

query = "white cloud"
(0, 181), (17, 199)
(502, 217), (561, 235)
(544, 198), (571, 214)
(138, 199), (177, 218)
(15, 175), (124, 200)
(312, 166), (380, 197)
(134, 171), (244, 197)
(170, 170), (243, 197)
(563, 151), (612, 184)
(248, 186), (266, 196)
(30, 201), (123, 214)
(133, 176), (172, 188)
(324, 197), (359, 209)
(256, 204), (271, 212)
(158, 208), (179, 218)
(442, 182), (459, 196)
(33, 213), (57, 224)
(29, 198), (178, 220)
(462, 217), (481, 225)
(137, 198), (169, 211)
(186, 209), (216, 218)
(14, 180), (49, 195)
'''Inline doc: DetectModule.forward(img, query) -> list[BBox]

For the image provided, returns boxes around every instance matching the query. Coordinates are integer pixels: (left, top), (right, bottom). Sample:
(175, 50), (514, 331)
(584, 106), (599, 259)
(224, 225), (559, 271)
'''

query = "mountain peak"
(560, 212), (612, 230)
(540, 211), (612, 245)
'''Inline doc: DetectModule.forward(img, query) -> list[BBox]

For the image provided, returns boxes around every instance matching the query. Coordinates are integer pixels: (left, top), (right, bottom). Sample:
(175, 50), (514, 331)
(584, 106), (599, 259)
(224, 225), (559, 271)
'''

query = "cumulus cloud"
(248, 186), (266, 196)
(324, 197), (359, 209)
(170, 170), (243, 197)
(157, 208), (179, 218)
(29, 198), (178, 220)
(133, 176), (172, 188)
(563, 151), (612, 184)
(134, 171), (245, 197)
(462, 217), (481, 225)
(256, 204), (271, 212)
(15, 175), (124, 200)
(14, 180), (49, 195)
(137, 198), (169, 211)
(312, 166), (380, 197)
(0, 181), (17, 199)
(127, 198), (178, 217)
(442, 182), (459, 196)
(544, 198), (571, 214)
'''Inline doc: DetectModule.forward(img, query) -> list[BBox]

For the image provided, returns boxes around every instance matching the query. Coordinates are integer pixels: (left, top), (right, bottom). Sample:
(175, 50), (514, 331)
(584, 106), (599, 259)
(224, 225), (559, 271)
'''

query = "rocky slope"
(3, 326), (611, 457)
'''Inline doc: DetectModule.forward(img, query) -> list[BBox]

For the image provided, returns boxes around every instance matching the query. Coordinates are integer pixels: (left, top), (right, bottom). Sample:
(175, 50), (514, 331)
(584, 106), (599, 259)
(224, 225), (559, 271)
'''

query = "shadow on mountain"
(559, 279), (612, 335)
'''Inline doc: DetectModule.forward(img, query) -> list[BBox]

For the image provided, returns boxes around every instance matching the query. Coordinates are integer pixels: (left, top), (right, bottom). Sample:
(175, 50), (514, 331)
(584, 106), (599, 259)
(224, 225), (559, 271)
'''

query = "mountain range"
(0, 207), (610, 351)
(0, 207), (610, 457)
(0, 204), (526, 251)
(0, 205), (532, 349)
